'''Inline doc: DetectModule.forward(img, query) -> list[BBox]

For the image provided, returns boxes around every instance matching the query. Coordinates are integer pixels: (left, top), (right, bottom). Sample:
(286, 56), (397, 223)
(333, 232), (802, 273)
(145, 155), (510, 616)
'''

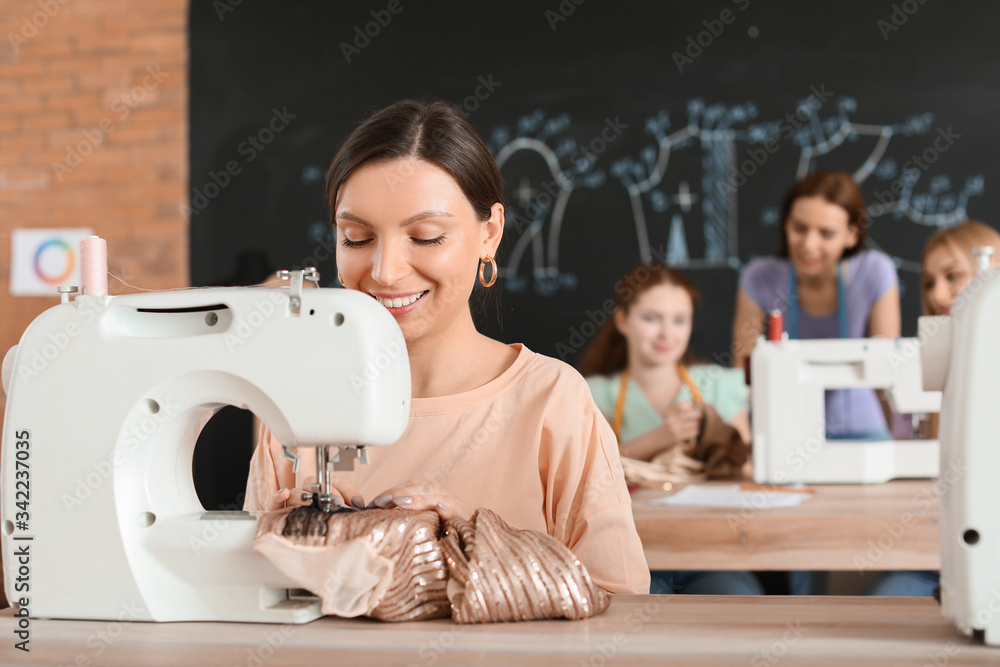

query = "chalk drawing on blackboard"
(613, 96), (984, 278)
(490, 110), (605, 296)
(611, 99), (759, 270)
(866, 169), (985, 274)
(666, 213), (689, 264)
(869, 169), (985, 229)
(481, 99), (984, 295)
(769, 97), (984, 230)
(789, 97), (928, 181)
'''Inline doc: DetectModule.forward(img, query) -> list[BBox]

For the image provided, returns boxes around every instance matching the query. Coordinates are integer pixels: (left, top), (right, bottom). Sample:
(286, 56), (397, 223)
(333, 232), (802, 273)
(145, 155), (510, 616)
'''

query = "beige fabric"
(254, 530), (394, 617)
(245, 344), (650, 595)
(255, 507), (449, 621)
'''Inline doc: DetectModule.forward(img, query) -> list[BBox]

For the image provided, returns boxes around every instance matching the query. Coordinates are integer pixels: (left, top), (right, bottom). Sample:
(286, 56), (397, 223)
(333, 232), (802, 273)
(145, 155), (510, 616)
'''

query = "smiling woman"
(332, 159), (501, 362)
(579, 263), (760, 596)
(731, 170), (901, 441)
(730, 170), (903, 598)
(244, 100), (650, 595)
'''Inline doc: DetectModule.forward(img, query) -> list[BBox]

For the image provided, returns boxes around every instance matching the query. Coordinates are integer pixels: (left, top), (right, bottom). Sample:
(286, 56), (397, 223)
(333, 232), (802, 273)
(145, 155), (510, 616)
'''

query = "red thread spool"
(767, 310), (784, 342)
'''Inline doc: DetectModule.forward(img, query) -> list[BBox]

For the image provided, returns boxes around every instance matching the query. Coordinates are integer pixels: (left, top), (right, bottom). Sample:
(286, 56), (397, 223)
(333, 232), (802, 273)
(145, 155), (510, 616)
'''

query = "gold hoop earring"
(337, 272), (346, 288)
(478, 256), (498, 287)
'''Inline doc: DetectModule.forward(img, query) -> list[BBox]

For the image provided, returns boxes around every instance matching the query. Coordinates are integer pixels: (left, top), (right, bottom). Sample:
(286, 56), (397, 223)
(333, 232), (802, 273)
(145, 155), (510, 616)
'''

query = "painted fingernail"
(372, 494), (393, 508)
(436, 502), (448, 512)
(277, 488), (286, 494)
(394, 496), (412, 505)
(351, 495), (365, 509)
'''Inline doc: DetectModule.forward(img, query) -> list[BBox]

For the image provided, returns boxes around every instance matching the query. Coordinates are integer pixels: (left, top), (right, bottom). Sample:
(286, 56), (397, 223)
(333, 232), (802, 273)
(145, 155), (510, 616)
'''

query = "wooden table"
(631, 479), (940, 571)
(1, 596), (994, 665)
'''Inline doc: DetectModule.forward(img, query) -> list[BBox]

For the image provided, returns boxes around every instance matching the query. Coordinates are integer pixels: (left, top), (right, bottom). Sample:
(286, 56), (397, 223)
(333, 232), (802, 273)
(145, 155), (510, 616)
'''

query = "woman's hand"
(659, 402), (703, 446)
(267, 476), (368, 511)
(268, 482), (313, 511)
(368, 479), (471, 521)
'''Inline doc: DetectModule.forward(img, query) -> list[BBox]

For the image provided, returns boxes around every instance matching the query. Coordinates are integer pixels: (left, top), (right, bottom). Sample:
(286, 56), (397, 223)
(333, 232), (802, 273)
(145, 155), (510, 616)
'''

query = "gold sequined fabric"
(442, 509), (611, 623)
(258, 506), (450, 622)
(257, 506), (610, 623)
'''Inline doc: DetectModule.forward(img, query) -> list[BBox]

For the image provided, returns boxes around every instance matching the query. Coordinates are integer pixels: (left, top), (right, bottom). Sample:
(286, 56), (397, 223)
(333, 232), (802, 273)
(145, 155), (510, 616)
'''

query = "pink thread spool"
(80, 235), (108, 296)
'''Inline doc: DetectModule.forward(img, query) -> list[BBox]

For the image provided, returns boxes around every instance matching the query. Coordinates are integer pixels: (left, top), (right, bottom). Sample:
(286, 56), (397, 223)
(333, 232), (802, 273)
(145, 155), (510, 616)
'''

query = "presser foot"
(289, 445), (371, 512)
(301, 480), (341, 513)
(298, 488), (361, 513)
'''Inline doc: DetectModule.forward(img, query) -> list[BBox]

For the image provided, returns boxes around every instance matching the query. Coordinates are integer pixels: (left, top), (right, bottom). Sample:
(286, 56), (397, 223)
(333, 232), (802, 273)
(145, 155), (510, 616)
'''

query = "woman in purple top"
(732, 170), (901, 439)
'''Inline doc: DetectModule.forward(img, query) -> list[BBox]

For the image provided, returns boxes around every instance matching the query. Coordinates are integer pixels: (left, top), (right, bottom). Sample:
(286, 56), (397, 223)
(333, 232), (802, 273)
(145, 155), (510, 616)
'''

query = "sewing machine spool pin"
(58, 285), (79, 304)
(972, 246), (994, 275)
(277, 267), (320, 315)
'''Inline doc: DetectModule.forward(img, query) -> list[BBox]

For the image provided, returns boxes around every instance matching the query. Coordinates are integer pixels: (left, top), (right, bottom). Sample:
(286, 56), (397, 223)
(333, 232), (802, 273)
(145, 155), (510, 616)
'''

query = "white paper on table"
(648, 484), (812, 509)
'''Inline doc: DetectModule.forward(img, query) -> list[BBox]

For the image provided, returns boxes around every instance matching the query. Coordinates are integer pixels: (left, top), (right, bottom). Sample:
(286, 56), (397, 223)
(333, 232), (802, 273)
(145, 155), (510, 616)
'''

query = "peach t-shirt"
(244, 344), (650, 594)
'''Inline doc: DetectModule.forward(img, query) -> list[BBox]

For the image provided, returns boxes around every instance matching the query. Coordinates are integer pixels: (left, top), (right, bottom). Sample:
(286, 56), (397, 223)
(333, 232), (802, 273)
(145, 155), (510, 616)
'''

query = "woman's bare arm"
(732, 288), (765, 369)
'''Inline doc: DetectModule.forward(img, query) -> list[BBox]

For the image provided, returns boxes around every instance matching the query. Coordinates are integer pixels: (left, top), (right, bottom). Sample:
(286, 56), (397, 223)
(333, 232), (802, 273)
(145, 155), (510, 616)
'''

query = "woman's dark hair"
(778, 170), (867, 258)
(326, 99), (505, 222)
(325, 99), (506, 316)
(578, 264), (699, 377)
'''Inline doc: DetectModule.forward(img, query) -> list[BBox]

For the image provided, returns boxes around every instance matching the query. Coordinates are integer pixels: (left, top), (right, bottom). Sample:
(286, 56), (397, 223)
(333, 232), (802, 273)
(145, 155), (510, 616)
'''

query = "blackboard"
(189, 0), (1000, 365)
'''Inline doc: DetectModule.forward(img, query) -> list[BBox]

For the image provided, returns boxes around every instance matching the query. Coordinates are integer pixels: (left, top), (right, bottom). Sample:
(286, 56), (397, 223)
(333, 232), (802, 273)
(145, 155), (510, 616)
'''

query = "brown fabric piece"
(621, 403), (744, 484)
(442, 509), (611, 624)
(682, 402), (745, 479)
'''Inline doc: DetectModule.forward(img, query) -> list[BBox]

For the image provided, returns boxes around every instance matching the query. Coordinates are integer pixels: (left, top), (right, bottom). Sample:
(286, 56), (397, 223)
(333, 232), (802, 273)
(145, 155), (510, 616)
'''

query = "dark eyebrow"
(335, 210), (455, 228)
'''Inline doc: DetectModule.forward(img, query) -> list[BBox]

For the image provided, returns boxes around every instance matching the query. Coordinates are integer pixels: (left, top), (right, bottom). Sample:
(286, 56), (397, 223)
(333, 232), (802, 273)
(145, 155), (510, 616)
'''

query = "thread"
(106, 271), (156, 292)
(80, 235), (108, 296)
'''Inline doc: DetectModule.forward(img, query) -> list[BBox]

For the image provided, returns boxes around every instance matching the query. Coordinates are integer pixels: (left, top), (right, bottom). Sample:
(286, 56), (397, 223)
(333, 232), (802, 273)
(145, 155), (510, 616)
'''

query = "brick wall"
(0, 0), (189, 606)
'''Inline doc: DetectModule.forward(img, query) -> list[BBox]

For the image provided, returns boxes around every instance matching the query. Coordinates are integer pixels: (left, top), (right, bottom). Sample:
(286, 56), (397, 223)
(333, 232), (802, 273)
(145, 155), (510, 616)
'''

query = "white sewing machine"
(922, 265), (1000, 645)
(751, 336), (941, 484)
(0, 269), (411, 623)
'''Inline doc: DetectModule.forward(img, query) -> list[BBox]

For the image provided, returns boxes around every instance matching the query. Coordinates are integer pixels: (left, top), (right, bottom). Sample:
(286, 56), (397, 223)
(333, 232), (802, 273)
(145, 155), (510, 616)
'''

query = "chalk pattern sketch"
(488, 110), (606, 296)
(490, 97), (985, 295)
(612, 99), (759, 269)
